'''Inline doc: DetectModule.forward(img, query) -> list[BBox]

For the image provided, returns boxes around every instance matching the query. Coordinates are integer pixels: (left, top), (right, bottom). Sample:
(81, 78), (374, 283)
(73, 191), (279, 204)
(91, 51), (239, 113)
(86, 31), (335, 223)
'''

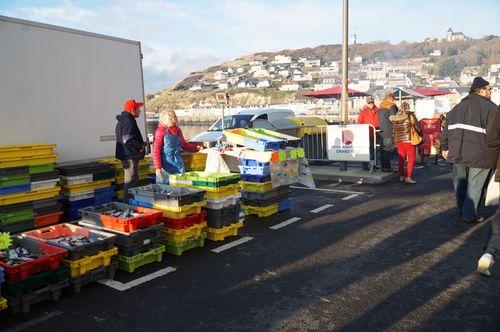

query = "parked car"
(191, 108), (296, 146)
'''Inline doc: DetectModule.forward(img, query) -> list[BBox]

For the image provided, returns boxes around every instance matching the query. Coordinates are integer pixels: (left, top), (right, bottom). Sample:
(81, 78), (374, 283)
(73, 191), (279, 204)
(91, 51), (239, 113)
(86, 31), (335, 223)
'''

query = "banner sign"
(326, 124), (371, 162)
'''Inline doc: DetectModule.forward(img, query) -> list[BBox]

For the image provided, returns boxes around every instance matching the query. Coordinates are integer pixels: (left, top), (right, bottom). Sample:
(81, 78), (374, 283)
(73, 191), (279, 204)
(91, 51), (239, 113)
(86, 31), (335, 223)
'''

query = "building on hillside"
(320, 66), (339, 77)
(236, 67), (246, 74)
(430, 49), (441, 57)
(189, 83), (202, 91)
(460, 66), (481, 85)
(214, 70), (228, 80)
(250, 64), (264, 73)
(257, 80), (271, 88)
(303, 58), (321, 67)
(273, 55), (292, 64)
(314, 83), (335, 91)
(217, 81), (231, 90)
(253, 69), (270, 78)
(352, 56), (363, 64)
(322, 77), (336, 85)
(227, 67), (235, 75)
(237, 80), (249, 89)
(249, 60), (265, 66)
(445, 28), (466, 42)
(278, 69), (290, 77)
(279, 83), (302, 91)
(348, 80), (371, 92)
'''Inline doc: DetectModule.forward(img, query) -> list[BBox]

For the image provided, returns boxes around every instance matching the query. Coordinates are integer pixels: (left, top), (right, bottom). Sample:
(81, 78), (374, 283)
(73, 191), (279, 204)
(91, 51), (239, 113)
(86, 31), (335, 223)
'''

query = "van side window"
(255, 114), (268, 120)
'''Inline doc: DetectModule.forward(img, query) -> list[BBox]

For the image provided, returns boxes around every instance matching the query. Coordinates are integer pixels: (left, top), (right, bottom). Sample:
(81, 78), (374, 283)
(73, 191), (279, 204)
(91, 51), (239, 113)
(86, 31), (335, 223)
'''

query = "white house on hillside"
(279, 84), (301, 91)
(257, 80), (271, 88)
(273, 55), (292, 64)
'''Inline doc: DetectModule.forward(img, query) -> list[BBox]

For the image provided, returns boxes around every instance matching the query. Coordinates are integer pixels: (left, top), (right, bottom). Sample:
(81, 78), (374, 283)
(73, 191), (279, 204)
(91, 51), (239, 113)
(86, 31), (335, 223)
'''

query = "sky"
(1, 0), (499, 93)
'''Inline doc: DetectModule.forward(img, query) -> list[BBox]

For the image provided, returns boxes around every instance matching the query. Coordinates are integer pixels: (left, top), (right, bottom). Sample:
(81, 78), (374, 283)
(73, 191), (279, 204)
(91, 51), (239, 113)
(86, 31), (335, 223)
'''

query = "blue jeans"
(452, 164), (491, 221)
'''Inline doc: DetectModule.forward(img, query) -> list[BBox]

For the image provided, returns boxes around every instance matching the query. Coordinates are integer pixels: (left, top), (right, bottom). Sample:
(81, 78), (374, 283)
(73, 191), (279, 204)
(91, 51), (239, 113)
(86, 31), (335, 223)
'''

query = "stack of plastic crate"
(129, 184), (207, 255)
(0, 144), (62, 233)
(99, 157), (151, 201)
(57, 162), (115, 221)
(239, 158), (292, 218)
(0, 236), (68, 313)
(78, 202), (165, 273)
(169, 172), (244, 242)
(23, 223), (118, 293)
(182, 152), (207, 171)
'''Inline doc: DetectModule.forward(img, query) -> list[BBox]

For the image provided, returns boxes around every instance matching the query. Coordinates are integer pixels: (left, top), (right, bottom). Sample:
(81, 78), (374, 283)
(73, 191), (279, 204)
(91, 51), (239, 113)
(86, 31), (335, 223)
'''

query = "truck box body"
(0, 15), (147, 161)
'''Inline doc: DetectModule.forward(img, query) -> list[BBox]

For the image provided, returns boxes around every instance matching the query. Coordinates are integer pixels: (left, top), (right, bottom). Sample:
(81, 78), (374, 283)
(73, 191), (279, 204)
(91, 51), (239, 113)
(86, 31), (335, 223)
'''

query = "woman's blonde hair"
(400, 102), (411, 114)
(159, 109), (178, 127)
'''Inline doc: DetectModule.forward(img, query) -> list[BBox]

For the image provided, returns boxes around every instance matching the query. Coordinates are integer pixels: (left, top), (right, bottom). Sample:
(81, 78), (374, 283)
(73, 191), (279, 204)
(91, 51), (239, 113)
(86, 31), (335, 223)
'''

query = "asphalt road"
(1, 163), (499, 331)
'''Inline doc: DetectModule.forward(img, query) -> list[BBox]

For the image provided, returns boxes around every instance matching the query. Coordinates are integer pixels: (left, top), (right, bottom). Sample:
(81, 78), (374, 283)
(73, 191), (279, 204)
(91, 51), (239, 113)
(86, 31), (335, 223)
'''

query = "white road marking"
(342, 194), (359, 200)
(5, 310), (63, 332)
(291, 186), (365, 195)
(211, 236), (254, 253)
(310, 204), (334, 213)
(98, 267), (177, 291)
(270, 217), (302, 230)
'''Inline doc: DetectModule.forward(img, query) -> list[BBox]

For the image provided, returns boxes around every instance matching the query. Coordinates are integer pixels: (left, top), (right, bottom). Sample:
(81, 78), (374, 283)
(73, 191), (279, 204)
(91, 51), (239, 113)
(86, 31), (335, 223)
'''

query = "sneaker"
(405, 178), (416, 184)
(477, 253), (495, 276)
(399, 176), (404, 182)
(463, 216), (485, 224)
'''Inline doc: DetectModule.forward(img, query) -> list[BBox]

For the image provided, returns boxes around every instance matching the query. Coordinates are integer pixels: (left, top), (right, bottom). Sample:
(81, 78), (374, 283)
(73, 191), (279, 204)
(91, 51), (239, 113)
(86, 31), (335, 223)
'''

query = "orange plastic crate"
(101, 206), (163, 233)
(34, 211), (63, 228)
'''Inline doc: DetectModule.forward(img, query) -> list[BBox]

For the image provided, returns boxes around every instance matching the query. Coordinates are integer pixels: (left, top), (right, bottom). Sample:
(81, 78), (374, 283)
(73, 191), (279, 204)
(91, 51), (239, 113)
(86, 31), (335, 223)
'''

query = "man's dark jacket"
(378, 100), (398, 138)
(115, 111), (145, 160)
(441, 94), (498, 169)
(487, 108), (500, 181)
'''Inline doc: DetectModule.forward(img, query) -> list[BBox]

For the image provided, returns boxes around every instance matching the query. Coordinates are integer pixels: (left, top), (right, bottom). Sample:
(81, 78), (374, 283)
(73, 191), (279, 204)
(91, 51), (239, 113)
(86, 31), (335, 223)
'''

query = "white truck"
(0, 15), (147, 162)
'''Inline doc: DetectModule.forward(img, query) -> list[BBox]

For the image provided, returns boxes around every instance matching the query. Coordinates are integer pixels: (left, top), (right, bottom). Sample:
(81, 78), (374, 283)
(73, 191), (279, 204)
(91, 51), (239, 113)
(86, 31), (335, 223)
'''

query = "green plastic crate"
(162, 232), (206, 256)
(3, 265), (69, 297)
(0, 209), (34, 224)
(113, 244), (165, 273)
(0, 175), (30, 188)
(170, 172), (240, 188)
(29, 164), (55, 174)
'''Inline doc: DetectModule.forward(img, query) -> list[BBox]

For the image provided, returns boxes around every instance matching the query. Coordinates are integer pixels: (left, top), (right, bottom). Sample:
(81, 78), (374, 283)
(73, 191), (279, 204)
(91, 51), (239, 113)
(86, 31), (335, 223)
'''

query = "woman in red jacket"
(153, 109), (202, 183)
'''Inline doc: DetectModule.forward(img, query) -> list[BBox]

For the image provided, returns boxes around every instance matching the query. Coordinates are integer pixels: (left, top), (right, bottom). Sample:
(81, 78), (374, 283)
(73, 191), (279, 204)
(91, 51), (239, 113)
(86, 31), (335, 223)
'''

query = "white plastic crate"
(61, 174), (94, 185)
(31, 179), (59, 191)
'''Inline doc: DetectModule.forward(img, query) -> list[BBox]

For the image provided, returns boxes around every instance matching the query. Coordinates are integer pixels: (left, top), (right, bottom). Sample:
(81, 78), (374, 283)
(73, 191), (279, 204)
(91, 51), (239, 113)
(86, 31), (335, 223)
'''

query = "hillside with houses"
(147, 30), (500, 111)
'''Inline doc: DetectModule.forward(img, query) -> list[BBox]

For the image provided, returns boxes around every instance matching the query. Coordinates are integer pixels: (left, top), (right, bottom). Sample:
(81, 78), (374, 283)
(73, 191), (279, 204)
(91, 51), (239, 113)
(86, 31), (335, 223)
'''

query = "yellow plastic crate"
(204, 187), (239, 200)
(62, 179), (113, 194)
(154, 200), (205, 219)
(241, 181), (273, 192)
(64, 247), (118, 277)
(206, 221), (244, 241)
(0, 297), (7, 311)
(0, 153), (57, 169)
(242, 204), (278, 218)
(0, 144), (56, 159)
(172, 182), (239, 193)
(161, 222), (207, 243)
(0, 186), (60, 206)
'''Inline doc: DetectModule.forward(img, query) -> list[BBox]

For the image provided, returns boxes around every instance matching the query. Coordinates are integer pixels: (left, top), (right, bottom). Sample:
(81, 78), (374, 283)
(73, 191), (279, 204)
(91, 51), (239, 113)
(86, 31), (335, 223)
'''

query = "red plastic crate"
(34, 211), (63, 228)
(0, 238), (68, 282)
(101, 206), (162, 232)
(158, 210), (207, 230)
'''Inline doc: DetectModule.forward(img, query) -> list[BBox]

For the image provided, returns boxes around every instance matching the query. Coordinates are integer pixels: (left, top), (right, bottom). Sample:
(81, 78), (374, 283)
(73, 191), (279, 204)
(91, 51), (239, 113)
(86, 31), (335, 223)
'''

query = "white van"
(191, 108), (296, 145)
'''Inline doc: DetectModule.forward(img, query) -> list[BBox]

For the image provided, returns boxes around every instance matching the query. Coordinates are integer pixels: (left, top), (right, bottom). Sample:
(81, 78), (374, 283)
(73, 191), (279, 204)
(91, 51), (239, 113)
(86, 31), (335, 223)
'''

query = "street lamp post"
(341, 0), (349, 124)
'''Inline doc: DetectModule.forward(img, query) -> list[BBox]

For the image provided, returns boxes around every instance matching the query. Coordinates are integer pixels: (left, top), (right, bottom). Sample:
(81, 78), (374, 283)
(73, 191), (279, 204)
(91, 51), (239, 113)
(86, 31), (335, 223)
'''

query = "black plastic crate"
(33, 196), (63, 210)
(240, 185), (291, 201)
(69, 261), (117, 293)
(241, 191), (291, 207)
(78, 221), (163, 247)
(6, 279), (69, 314)
(0, 219), (35, 234)
(0, 166), (29, 177)
(204, 203), (241, 229)
(2, 265), (68, 297)
(30, 170), (60, 182)
(34, 204), (63, 217)
(56, 162), (112, 177)
(129, 184), (205, 208)
(116, 235), (162, 257)
(92, 170), (114, 181)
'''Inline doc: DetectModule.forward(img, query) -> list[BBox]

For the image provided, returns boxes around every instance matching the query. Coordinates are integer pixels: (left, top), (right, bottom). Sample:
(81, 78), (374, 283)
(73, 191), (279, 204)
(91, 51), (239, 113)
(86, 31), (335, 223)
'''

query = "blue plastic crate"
(241, 174), (272, 183)
(63, 208), (81, 221)
(0, 183), (31, 195)
(278, 198), (292, 212)
(239, 165), (271, 176)
(64, 197), (96, 210)
(128, 199), (153, 208)
(239, 159), (269, 167)
(94, 186), (115, 198)
(94, 196), (114, 205)
(0, 266), (4, 283)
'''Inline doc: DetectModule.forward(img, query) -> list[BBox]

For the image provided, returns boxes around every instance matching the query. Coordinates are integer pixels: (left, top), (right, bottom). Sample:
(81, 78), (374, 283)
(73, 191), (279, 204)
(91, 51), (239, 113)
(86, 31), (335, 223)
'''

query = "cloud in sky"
(1, 0), (499, 92)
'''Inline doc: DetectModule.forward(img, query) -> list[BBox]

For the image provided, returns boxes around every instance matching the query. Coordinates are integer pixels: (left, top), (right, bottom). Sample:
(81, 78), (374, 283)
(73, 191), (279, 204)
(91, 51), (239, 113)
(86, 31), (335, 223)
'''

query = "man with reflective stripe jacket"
(441, 77), (499, 223)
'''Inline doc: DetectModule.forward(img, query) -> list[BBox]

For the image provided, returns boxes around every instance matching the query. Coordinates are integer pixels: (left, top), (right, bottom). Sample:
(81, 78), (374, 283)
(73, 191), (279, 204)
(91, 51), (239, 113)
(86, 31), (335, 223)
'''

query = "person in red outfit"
(357, 97), (379, 170)
(152, 109), (202, 183)
(390, 102), (422, 184)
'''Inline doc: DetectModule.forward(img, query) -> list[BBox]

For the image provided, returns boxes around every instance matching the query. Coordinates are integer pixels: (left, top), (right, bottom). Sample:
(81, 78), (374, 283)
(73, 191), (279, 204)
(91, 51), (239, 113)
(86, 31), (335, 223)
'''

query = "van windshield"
(208, 115), (254, 131)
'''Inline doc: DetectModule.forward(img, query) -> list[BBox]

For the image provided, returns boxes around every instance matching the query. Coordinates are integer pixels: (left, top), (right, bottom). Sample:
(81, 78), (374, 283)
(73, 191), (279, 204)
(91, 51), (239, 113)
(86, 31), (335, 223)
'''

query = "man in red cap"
(358, 97), (380, 170)
(115, 99), (146, 203)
